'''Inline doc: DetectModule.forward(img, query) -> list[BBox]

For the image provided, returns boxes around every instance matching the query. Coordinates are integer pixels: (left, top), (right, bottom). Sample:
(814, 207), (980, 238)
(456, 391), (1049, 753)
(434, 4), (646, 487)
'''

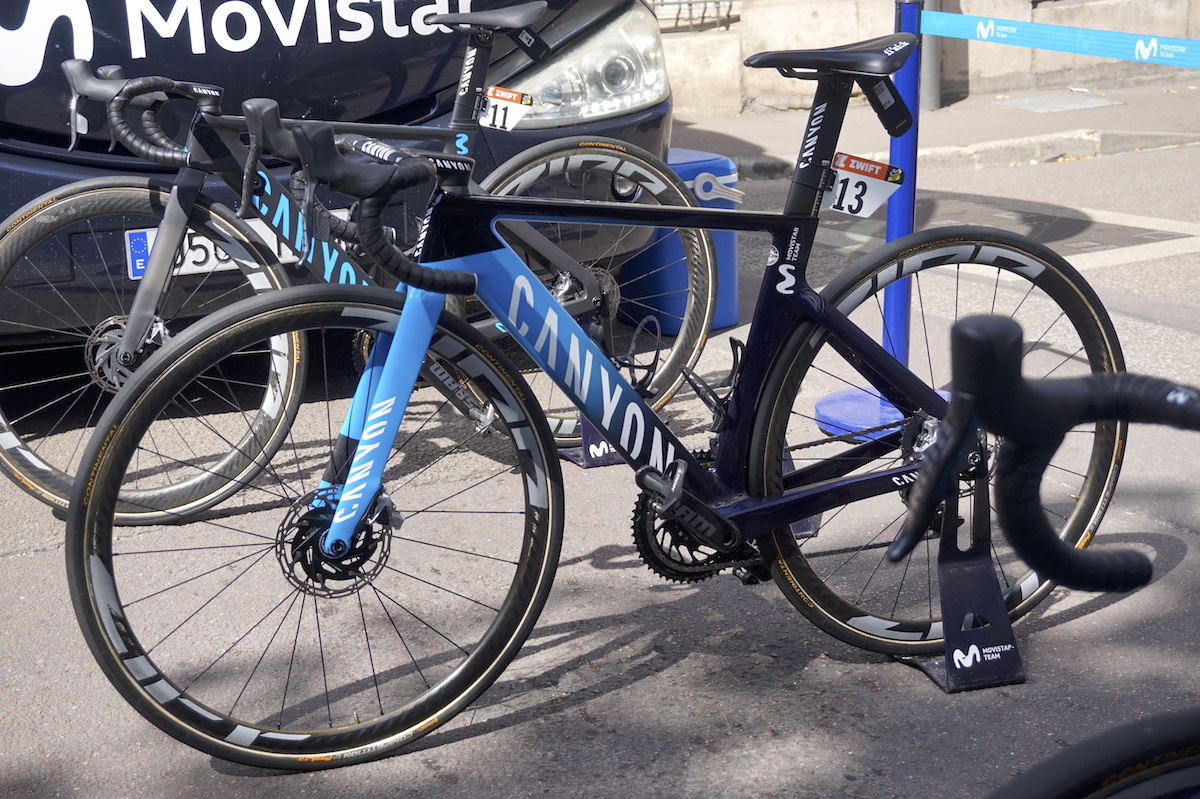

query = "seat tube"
(782, 74), (854, 217)
(446, 29), (495, 155)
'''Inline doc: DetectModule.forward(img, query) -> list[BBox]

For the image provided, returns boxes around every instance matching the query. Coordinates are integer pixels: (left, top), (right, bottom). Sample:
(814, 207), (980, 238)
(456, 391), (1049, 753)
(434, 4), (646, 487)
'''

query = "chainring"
(631, 490), (761, 583)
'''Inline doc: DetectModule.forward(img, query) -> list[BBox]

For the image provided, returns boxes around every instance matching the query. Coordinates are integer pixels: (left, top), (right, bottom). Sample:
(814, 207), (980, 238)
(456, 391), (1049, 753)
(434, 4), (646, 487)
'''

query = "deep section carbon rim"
(752, 227), (1124, 654)
(67, 286), (563, 767)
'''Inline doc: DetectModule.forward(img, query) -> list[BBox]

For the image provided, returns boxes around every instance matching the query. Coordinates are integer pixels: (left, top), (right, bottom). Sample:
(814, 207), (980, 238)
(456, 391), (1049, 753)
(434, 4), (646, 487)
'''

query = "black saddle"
(745, 33), (917, 78)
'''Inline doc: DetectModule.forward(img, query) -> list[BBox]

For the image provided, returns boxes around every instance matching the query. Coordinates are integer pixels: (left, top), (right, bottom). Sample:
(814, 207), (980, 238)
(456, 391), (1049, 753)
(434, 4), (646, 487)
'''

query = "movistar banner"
(920, 10), (1200, 70)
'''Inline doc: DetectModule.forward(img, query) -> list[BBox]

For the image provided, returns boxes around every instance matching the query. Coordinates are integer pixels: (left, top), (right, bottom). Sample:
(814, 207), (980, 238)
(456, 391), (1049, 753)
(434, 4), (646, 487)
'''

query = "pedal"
(634, 460), (742, 554)
(735, 563), (772, 585)
(634, 460), (685, 516)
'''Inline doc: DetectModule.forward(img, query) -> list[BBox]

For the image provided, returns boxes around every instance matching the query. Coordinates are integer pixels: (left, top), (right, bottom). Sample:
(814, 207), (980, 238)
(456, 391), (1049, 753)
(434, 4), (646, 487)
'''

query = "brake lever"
(887, 389), (981, 562)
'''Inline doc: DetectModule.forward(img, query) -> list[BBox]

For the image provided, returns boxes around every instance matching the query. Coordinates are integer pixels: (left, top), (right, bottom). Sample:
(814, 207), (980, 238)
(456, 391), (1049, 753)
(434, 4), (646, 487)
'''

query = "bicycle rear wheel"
(67, 284), (563, 768)
(481, 137), (718, 446)
(749, 226), (1124, 654)
(0, 177), (297, 520)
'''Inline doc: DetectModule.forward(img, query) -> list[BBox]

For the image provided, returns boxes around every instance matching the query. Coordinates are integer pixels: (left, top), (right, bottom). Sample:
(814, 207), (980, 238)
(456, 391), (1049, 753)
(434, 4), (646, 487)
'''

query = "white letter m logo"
(952, 645), (982, 668)
(1135, 38), (1158, 61)
(0, 0), (94, 87)
(976, 20), (995, 40)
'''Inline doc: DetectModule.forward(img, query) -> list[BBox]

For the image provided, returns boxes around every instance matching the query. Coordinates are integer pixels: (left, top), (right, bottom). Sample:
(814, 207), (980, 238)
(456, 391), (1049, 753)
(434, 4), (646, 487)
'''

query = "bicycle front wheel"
(0, 177), (297, 519)
(986, 707), (1200, 799)
(67, 283), (563, 768)
(482, 137), (718, 446)
(749, 226), (1125, 654)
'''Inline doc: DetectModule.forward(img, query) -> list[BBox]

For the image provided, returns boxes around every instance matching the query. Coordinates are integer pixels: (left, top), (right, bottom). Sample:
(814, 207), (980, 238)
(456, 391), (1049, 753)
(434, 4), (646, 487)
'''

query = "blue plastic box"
(618, 148), (740, 334)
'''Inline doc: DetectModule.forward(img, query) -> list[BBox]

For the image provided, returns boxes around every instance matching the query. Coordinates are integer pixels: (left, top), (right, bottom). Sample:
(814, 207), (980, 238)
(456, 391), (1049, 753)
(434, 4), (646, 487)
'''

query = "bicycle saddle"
(430, 0), (547, 31)
(745, 33), (916, 77)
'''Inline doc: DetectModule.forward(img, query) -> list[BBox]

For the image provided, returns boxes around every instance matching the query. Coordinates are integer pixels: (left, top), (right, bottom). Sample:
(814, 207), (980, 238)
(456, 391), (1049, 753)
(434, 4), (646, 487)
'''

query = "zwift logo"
(1, 0), (94, 87)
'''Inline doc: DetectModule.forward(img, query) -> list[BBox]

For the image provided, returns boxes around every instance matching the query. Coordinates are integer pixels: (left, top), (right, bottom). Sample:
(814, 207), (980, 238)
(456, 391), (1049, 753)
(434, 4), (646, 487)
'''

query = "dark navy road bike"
(66, 32), (1126, 768)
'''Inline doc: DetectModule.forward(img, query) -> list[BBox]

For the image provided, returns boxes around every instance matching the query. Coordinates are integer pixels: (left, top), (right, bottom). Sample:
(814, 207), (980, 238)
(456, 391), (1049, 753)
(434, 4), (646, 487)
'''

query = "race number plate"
(821, 153), (904, 218)
(479, 85), (533, 131)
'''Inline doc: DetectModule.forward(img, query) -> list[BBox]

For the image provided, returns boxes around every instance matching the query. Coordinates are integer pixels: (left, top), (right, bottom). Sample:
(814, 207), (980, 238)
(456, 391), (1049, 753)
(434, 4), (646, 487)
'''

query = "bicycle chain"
(784, 418), (905, 453)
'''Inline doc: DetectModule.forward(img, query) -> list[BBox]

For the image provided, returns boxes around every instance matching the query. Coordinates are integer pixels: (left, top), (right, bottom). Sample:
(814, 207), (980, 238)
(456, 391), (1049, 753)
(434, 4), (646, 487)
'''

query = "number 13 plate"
(822, 153), (904, 218)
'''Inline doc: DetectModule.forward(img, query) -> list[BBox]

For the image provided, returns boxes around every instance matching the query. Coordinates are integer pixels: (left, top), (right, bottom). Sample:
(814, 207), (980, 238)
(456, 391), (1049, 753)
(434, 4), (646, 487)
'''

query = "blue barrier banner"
(920, 10), (1200, 69)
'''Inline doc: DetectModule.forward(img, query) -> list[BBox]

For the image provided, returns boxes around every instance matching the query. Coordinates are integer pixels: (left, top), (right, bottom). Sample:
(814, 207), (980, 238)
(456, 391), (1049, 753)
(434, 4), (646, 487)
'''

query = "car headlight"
(508, 3), (669, 129)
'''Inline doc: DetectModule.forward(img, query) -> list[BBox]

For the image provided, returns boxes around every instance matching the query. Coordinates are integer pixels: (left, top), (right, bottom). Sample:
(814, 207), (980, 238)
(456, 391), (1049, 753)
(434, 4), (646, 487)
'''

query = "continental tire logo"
(776, 556), (815, 608)
(6, 198), (58, 234)
(579, 141), (629, 153)
(1, 0), (94, 87)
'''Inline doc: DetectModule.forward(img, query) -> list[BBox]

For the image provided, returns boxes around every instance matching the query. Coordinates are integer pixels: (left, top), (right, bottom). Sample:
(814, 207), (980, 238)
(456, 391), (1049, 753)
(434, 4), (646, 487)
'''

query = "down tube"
(465, 248), (718, 498)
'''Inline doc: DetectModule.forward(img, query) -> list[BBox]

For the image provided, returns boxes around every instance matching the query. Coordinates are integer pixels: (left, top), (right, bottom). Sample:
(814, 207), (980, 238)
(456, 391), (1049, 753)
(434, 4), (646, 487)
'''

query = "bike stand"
(895, 482), (1026, 692)
(559, 416), (623, 468)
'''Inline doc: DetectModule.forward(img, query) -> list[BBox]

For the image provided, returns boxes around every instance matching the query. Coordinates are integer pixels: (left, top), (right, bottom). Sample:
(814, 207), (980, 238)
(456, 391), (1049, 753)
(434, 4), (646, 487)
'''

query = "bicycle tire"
(66, 283), (564, 769)
(481, 137), (718, 446)
(0, 176), (299, 521)
(748, 226), (1125, 654)
(985, 707), (1200, 799)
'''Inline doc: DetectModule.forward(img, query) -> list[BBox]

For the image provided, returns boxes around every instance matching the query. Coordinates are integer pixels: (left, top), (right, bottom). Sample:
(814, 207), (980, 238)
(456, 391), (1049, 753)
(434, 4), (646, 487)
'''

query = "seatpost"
(782, 74), (854, 217)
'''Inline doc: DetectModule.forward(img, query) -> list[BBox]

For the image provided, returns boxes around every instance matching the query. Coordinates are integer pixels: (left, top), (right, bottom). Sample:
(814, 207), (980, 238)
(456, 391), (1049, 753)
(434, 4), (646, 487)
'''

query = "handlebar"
(290, 122), (475, 295)
(890, 315), (1200, 592)
(62, 59), (183, 155)
(107, 76), (223, 168)
(61, 59), (167, 108)
(62, 60), (223, 168)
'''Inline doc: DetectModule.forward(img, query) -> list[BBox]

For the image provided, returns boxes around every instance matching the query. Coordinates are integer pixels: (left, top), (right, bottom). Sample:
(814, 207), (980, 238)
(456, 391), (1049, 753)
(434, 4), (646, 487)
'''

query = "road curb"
(731, 129), (1200, 179)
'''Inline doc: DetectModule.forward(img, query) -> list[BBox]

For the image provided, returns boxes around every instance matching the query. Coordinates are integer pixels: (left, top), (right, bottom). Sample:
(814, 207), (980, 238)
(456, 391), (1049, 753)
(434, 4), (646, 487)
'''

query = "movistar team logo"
(1, 0), (94, 87)
(952, 645), (981, 668)
(975, 20), (995, 40)
(1135, 38), (1158, 60)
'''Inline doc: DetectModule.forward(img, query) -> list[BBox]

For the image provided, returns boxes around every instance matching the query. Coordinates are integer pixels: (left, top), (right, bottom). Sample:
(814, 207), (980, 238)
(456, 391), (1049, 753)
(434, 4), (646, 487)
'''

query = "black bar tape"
(995, 442), (1152, 592)
(108, 76), (190, 167)
(292, 123), (474, 295)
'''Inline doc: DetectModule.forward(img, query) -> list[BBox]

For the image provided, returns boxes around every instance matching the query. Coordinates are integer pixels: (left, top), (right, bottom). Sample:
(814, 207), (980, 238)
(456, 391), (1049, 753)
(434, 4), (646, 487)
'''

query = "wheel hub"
(85, 315), (171, 393)
(276, 488), (394, 598)
(84, 316), (136, 393)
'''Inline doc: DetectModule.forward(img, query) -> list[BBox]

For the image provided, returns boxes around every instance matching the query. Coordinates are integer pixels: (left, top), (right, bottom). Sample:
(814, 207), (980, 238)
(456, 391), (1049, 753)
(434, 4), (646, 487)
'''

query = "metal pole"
(920, 0), (941, 110)
(883, 0), (923, 364)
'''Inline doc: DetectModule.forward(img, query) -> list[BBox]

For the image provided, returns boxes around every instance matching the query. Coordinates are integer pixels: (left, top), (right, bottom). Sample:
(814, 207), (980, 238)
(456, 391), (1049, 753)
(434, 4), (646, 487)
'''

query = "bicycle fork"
(114, 168), (208, 367)
(315, 286), (446, 557)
